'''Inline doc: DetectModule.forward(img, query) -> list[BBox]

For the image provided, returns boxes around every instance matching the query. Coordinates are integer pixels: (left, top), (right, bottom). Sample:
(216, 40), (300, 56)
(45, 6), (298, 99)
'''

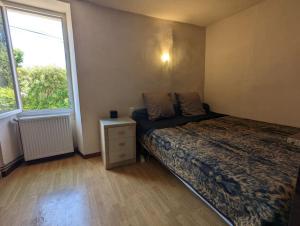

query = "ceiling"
(83, 0), (264, 26)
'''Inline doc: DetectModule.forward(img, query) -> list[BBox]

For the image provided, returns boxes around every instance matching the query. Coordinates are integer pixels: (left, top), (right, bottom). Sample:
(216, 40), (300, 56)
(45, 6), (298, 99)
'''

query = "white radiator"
(18, 114), (74, 161)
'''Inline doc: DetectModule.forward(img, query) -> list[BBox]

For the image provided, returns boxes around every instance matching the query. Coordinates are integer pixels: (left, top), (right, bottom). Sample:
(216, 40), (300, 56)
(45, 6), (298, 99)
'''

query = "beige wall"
(205, 0), (300, 128)
(70, 0), (206, 154)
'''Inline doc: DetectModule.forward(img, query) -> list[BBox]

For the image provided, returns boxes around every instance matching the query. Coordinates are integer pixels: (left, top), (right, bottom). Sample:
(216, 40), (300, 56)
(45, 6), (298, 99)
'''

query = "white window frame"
(0, 2), (22, 119)
(0, 0), (77, 118)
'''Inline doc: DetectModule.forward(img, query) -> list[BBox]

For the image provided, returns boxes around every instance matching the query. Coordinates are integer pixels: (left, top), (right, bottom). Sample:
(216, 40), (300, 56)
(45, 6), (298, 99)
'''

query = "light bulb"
(161, 52), (170, 63)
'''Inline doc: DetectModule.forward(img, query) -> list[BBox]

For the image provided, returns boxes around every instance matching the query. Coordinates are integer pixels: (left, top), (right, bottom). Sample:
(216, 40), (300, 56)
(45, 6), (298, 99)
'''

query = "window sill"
(17, 109), (73, 118)
(0, 109), (22, 120)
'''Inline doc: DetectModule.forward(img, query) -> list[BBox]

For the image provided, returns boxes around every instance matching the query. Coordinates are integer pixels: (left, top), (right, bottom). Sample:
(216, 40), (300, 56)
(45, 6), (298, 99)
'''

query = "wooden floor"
(0, 155), (226, 226)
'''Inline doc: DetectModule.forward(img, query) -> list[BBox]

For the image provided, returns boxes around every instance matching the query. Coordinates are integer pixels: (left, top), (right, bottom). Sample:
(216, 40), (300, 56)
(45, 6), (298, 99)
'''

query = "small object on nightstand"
(100, 117), (136, 169)
(110, 110), (118, 118)
(287, 133), (300, 147)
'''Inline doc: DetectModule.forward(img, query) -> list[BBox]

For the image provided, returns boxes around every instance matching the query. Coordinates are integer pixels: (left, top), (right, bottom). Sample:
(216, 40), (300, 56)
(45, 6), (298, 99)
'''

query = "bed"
(133, 109), (300, 226)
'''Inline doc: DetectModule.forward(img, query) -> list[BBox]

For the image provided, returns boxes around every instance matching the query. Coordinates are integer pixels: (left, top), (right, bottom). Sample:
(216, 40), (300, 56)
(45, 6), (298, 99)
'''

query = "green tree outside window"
(0, 48), (70, 111)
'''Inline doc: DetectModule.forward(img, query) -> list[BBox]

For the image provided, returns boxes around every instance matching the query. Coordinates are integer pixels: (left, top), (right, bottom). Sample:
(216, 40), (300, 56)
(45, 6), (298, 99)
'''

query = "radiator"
(18, 114), (74, 161)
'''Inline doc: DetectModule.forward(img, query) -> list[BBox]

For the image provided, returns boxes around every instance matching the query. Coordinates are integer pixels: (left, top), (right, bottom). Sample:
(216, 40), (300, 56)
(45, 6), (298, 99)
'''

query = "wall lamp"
(161, 52), (170, 63)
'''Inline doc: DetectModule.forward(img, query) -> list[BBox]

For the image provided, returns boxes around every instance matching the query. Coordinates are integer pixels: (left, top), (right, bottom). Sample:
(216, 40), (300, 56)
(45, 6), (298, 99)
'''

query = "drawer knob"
(119, 142), (126, 146)
(119, 153), (126, 158)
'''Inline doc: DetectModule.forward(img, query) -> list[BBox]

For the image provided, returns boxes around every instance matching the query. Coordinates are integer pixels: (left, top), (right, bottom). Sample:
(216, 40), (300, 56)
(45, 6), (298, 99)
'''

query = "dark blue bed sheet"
(132, 107), (225, 137)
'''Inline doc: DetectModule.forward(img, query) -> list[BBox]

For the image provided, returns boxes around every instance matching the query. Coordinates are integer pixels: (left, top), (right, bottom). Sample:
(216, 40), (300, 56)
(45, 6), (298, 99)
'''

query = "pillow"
(143, 93), (175, 120)
(175, 92), (206, 116)
(132, 108), (148, 122)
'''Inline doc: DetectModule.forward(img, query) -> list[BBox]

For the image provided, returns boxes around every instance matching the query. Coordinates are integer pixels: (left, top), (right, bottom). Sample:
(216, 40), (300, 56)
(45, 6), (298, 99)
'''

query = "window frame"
(0, 0), (75, 118)
(0, 3), (22, 119)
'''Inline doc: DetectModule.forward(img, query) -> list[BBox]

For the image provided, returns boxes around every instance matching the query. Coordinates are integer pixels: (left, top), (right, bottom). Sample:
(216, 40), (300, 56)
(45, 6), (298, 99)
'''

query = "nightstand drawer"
(109, 137), (135, 163)
(108, 126), (135, 138)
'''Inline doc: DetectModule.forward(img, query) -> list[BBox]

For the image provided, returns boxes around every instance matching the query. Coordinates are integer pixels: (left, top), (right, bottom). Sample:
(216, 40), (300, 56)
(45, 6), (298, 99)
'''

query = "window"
(0, 1), (74, 117)
(0, 8), (18, 113)
(7, 8), (72, 111)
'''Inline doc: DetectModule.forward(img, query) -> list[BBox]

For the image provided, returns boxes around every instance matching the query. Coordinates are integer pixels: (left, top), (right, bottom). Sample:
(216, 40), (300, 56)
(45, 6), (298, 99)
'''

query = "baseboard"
(75, 149), (101, 159)
(0, 155), (24, 177)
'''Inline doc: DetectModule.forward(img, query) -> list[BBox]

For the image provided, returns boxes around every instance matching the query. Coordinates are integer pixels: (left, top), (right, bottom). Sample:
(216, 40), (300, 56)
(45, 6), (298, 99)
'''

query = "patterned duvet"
(141, 116), (300, 226)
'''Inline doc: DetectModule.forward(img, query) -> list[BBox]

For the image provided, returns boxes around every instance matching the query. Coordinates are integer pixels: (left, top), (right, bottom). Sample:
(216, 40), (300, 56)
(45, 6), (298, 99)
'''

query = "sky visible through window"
(7, 9), (66, 68)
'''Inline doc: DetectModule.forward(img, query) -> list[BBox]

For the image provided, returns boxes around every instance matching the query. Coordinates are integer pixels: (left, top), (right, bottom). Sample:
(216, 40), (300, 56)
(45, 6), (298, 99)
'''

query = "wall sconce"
(161, 52), (170, 63)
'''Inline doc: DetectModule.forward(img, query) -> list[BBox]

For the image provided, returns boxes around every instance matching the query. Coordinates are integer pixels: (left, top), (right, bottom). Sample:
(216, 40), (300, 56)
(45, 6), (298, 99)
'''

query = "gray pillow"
(143, 93), (175, 120)
(175, 92), (205, 116)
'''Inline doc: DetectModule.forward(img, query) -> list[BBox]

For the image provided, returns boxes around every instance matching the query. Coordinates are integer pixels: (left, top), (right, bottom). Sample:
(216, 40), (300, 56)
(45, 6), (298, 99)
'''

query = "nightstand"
(100, 118), (136, 169)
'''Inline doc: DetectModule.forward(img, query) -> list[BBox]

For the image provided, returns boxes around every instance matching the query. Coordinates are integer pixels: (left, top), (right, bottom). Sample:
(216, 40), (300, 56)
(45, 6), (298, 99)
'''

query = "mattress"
(140, 116), (300, 225)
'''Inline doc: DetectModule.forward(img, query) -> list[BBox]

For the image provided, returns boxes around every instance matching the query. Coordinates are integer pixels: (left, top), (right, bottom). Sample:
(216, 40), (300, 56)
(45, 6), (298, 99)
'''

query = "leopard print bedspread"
(141, 116), (300, 226)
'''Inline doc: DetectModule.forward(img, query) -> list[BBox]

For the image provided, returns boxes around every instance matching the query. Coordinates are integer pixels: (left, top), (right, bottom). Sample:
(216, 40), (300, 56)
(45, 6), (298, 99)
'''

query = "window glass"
(0, 9), (17, 113)
(7, 9), (71, 111)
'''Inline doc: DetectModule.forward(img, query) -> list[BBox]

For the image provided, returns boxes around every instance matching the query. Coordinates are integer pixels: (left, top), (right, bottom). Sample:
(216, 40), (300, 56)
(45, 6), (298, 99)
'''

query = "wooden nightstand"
(100, 118), (136, 169)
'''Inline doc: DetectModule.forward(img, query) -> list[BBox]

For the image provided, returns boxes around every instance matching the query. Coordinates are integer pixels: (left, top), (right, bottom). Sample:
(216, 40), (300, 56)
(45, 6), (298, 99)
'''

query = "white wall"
(0, 115), (22, 166)
(205, 0), (300, 127)
(71, 0), (206, 154)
